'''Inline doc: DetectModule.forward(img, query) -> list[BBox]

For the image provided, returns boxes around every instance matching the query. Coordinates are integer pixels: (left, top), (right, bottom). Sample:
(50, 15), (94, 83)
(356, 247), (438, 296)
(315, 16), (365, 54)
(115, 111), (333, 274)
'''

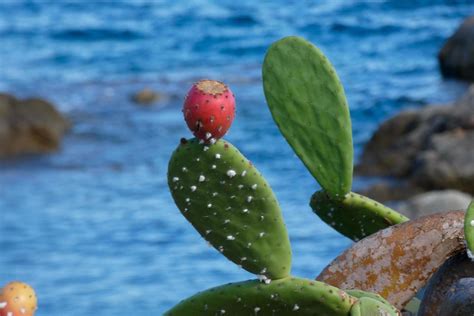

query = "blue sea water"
(0, 1), (472, 314)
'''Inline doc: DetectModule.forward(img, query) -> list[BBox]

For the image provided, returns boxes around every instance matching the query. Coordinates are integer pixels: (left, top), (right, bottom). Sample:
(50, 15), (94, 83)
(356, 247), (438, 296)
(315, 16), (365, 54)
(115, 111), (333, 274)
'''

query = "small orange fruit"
(0, 281), (37, 316)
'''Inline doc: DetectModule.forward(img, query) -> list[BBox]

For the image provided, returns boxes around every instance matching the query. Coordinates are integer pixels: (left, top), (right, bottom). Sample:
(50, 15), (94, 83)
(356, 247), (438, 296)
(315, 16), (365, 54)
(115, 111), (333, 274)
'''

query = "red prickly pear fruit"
(183, 79), (235, 142)
(0, 281), (37, 316)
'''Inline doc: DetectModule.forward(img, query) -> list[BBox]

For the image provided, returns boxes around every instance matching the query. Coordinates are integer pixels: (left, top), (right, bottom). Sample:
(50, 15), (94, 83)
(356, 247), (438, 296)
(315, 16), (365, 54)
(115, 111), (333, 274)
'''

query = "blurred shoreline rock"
(394, 190), (472, 219)
(131, 88), (162, 105)
(439, 15), (474, 82)
(356, 85), (474, 197)
(0, 93), (70, 157)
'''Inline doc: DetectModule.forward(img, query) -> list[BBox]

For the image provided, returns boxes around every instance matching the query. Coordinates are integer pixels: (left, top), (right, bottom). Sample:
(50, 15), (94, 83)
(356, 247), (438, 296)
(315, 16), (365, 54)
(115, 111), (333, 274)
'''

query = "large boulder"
(356, 85), (474, 195)
(439, 15), (474, 81)
(396, 190), (472, 219)
(0, 93), (70, 157)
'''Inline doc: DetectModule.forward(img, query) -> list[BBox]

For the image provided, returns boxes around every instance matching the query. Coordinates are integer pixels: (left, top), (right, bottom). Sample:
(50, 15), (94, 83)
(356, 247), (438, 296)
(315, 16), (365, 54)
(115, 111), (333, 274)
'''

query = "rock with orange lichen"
(316, 211), (465, 310)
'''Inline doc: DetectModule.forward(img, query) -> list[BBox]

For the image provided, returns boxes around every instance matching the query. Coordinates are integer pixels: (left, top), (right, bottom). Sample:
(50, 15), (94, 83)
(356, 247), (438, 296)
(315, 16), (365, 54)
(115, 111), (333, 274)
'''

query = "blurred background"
(0, 1), (473, 315)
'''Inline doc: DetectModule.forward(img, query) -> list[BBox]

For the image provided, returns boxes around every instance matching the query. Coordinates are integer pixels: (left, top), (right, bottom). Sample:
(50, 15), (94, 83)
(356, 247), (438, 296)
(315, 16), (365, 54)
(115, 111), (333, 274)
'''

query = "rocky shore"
(0, 93), (70, 157)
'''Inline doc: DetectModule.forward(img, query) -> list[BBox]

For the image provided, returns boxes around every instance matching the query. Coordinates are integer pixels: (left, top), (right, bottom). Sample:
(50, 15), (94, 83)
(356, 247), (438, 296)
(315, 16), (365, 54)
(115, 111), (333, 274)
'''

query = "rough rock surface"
(357, 85), (474, 195)
(439, 15), (474, 81)
(0, 93), (70, 157)
(317, 211), (465, 310)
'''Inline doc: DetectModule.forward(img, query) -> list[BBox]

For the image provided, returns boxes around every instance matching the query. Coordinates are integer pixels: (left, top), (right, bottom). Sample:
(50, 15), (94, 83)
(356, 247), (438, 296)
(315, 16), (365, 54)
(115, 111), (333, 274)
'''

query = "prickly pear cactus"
(465, 200), (474, 255)
(310, 191), (408, 240)
(350, 297), (400, 316)
(168, 138), (291, 279)
(165, 277), (356, 316)
(262, 36), (353, 198)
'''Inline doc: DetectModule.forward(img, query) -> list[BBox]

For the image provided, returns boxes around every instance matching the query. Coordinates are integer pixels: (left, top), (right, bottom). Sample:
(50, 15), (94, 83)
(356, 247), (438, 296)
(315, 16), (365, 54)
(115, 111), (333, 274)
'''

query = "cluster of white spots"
(224, 219), (230, 224)
(190, 186), (197, 192)
(227, 170), (237, 178)
(220, 309), (226, 314)
(241, 170), (247, 176)
(470, 220), (474, 227)
(261, 268), (267, 274)
(243, 209), (249, 213)
(212, 192), (218, 196)
(260, 216), (264, 221)
(226, 206), (232, 211)
(254, 307), (261, 314)
(238, 185), (244, 189)
(257, 274), (271, 284)
(251, 184), (258, 190)
(0, 302), (7, 309)
(293, 304), (300, 311)
(209, 138), (216, 145)
(196, 158), (200, 162)
(185, 198), (190, 202)
(259, 232), (265, 238)
(230, 195), (236, 199)
(237, 297), (242, 302)
(205, 132), (212, 140)
(212, 165), (217, 169)
(215, 154), (221, 159)
(226, 235), (235, 240)
(203, 146), (209, 152)
(247, 196), (253, 202)
(218, 245), (224, 252)
(172, 177), (179, 182)
(182, 167), (188, 172)
(199, 175), (205, 182)
(205, 230), (212, 235)
(247, 242), (252, 248)
(241, 257), (247, 261)
(207, 204), (212, 208)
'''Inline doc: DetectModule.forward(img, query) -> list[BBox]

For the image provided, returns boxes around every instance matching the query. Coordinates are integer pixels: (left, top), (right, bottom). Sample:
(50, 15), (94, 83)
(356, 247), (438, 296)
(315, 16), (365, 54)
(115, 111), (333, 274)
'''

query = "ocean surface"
(0, 1), (472, 314)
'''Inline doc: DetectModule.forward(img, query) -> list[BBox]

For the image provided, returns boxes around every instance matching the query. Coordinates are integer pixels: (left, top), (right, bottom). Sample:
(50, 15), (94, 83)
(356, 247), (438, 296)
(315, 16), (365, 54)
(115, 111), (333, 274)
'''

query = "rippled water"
(0, 1), (472, 314)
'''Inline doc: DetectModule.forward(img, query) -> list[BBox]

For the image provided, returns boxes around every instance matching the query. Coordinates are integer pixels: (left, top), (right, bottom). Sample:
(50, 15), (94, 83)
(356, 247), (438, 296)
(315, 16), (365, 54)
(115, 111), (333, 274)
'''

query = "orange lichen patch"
(0, 281), (37, 316)
(316, 211), (465, 310)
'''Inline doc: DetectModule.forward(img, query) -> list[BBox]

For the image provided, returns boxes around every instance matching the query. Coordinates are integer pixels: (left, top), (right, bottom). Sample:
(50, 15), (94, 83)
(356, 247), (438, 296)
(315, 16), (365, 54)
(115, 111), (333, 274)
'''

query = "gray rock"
(0, 93), (70, 157)
(396, 190), (472, 219)
(357, 85), (474, 194)
(419, 253), (474, 316)
(439, 15), (474, 81)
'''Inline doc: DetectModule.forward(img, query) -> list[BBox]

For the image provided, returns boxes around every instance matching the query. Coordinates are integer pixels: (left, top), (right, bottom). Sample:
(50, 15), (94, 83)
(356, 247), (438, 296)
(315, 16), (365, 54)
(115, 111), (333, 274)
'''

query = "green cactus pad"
(262, 36), (353, 198)
(165, 277), (356, 316)
(346, 290), (392, 307)
(310, 191), (409, 241)
(168, 138), (291, 279)
(350, 297), (400, 316)
(465, 200), (474, 254)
